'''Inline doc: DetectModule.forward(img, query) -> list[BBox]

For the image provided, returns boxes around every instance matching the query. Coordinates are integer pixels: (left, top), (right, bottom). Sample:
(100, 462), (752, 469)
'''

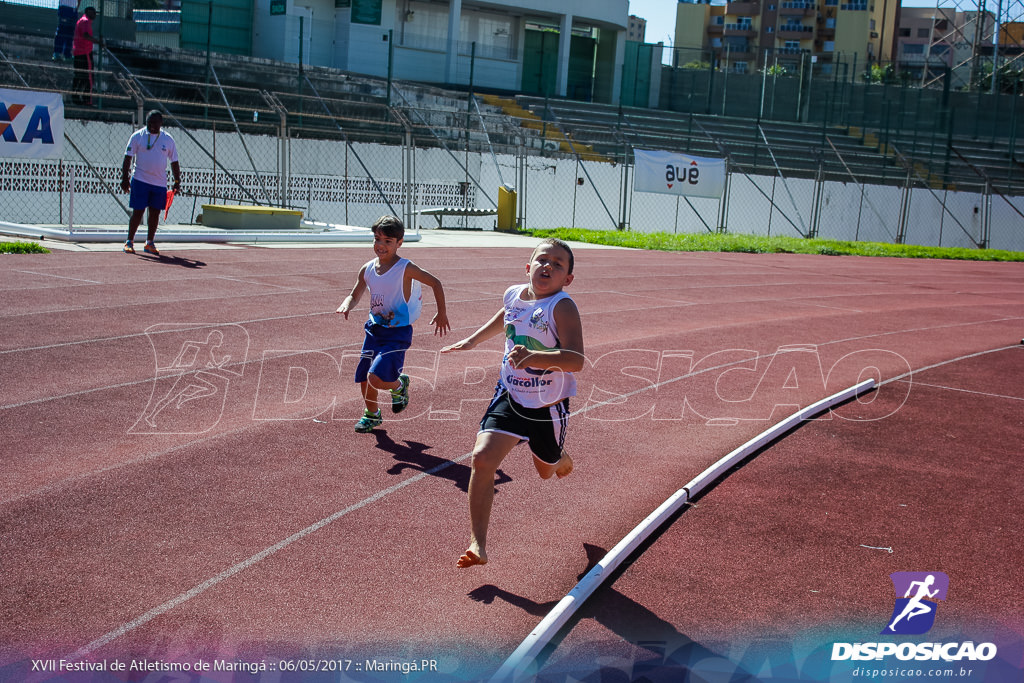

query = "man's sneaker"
(354, 409), (383, 433)
(144, 242), (160, 256)
(123, 241), (135, 254)
(390, 374), (410, 413)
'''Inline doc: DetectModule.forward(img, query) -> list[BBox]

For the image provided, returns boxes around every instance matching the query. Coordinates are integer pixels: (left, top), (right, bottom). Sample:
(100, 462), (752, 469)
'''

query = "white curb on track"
(491, 378), (877, 682)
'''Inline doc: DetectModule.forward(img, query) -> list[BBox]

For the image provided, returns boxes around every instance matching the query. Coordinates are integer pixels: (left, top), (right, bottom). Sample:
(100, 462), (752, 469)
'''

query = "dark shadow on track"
(138, 253), (207, 268)
(372, 431), (512, 493)
(470, 543), (755, 682)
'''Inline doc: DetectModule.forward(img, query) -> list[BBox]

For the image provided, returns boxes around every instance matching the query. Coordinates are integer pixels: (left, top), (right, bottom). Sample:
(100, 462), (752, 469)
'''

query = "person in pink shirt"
(71, 7), (101, 106)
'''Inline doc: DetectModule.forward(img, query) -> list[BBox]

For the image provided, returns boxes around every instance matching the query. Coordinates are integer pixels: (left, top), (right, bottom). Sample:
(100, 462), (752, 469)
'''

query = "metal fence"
(2, 42), (1023, 250)
(5, 115), (1022, 251)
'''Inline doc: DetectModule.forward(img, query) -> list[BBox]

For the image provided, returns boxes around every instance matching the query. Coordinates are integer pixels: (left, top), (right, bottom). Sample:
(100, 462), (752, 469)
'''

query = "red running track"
(0, 244), (1022, 682)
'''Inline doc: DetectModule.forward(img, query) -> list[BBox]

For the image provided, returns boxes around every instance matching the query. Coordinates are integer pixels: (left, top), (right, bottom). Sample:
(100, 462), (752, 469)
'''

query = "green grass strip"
(0, 241), (50, 254)
(524, 229), (1024, 262)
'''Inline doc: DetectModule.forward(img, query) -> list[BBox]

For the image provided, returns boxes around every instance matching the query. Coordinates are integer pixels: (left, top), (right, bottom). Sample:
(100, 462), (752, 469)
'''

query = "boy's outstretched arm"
(441, 308), (505, 353)
(506, 298), (584, 373)
(335, 265), (368, 319)
(407, 263), (450, 336)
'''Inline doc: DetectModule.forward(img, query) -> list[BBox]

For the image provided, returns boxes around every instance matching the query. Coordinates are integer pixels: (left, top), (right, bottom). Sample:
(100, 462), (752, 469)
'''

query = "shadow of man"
(373, 431), (512, 493)
(141, 253), (206, 269)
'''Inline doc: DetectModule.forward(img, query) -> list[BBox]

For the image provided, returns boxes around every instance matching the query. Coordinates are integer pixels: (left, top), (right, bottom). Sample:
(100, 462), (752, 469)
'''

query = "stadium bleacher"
(2, 25), (1023, 196)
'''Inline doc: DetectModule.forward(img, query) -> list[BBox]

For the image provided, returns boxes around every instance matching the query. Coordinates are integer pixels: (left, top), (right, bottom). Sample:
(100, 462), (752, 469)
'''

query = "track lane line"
(49, 343), (886, 661)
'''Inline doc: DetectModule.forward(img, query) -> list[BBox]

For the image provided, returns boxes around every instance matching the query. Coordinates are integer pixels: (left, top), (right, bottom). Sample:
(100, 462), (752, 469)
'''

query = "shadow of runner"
(373, 431), (512, 493)
(468, 543), (756, 682)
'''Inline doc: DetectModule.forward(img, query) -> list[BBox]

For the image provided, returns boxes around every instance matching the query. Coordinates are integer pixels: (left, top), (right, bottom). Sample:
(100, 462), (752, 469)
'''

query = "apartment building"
(894, 7), (1001, 88)
(674, 0), (899, 73)
(627, 14), (647, 42)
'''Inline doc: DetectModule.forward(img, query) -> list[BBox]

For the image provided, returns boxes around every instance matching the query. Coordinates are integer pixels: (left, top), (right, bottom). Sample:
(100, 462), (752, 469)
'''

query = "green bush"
(0, 241), (50, 254)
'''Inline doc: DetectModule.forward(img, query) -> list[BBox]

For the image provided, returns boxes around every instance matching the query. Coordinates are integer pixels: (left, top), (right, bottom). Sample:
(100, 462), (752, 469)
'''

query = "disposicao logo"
(882, 571), (948, 635)
(831, 571), (998, 663)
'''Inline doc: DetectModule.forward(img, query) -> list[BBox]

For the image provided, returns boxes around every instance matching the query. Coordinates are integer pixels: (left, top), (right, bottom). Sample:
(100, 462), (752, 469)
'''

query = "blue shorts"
(354, 322), (413, 384)
(479, 383), (570, 464)
(129, 179), (167, 211)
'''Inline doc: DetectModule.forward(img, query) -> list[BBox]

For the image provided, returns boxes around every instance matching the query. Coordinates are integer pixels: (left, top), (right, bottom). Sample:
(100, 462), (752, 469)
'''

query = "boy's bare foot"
(457, 548), (488, 568)
(533, 451), (574, 480)
(555, 452), (573, 479)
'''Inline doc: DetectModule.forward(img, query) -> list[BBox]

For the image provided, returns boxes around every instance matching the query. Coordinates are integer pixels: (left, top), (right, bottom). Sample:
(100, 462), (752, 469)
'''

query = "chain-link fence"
(2, 37), (1022, 250)
(7, 120), (1018, 251)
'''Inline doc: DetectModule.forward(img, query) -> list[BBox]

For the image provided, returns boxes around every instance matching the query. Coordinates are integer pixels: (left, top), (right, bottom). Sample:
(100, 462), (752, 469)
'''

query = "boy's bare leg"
(533, 450), (573, 480)
(360, 381), (379, 414)
(367, 373), (400, 392)
(363, 373), (400, 415)
(458, 431), (519, 568)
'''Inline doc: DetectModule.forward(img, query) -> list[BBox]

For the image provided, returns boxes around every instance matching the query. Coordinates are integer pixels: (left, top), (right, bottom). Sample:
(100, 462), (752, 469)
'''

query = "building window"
(351, 0), (383, 25)
(464, 12), (517, 59)
(899, 28), (910, 37)
(398, 2), (450, 51)
(917, 27), (930, 38)
(903, 44), (924, 54)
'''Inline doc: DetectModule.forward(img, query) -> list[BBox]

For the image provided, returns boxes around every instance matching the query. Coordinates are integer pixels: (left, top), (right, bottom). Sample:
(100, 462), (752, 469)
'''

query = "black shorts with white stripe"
(479, 384), (570, 464)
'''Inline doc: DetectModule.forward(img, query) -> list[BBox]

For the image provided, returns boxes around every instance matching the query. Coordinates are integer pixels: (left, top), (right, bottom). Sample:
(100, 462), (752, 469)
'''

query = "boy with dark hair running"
(337, 215), (449, 432)
(441, 238), (584, 567)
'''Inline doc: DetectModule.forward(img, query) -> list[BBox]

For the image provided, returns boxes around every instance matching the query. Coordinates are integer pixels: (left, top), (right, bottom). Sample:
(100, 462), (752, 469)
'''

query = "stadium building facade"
(246, 0), (629, 103)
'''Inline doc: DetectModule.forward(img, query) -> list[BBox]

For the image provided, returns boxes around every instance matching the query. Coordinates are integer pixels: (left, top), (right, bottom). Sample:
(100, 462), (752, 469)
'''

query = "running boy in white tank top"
(336, 215), (450, 432)
(441, 238), (584, 568)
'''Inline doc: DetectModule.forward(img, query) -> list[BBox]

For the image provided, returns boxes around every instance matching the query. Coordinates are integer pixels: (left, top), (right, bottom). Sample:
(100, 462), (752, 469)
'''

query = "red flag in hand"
(164, 189), (176, 220)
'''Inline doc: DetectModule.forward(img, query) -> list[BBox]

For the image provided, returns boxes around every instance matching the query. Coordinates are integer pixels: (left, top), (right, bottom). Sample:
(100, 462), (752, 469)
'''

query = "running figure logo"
(882, 572), (949, 635)
(131, 324), (249, 435)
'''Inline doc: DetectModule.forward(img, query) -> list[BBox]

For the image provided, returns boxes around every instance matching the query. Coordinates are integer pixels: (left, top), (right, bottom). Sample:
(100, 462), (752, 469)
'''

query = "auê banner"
(633, 148), (725, 199)
(0, 88), (64, 159)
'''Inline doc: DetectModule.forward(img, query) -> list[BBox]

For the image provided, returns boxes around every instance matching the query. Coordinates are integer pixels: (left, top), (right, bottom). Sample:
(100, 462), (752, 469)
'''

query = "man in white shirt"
(120, 110), (182, 256)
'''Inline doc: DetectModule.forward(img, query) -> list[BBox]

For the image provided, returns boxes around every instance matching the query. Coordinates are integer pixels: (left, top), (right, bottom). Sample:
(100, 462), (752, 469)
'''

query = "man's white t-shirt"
(125, 128), (178, 187)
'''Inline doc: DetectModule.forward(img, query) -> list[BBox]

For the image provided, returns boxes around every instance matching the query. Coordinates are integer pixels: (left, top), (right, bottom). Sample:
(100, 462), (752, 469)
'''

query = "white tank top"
(363, 257), (422, 327)
(500, 284), (577, 408)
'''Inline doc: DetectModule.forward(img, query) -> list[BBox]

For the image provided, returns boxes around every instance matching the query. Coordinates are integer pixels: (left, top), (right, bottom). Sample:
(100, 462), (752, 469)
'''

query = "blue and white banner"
(634, 148), (726, 199)
(0, 88), (64, 159)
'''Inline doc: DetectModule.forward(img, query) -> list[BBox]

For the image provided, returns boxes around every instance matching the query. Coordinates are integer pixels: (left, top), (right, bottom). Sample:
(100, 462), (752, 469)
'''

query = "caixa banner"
(633, 148), (725, 199)
(0, 88), (64, 159)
